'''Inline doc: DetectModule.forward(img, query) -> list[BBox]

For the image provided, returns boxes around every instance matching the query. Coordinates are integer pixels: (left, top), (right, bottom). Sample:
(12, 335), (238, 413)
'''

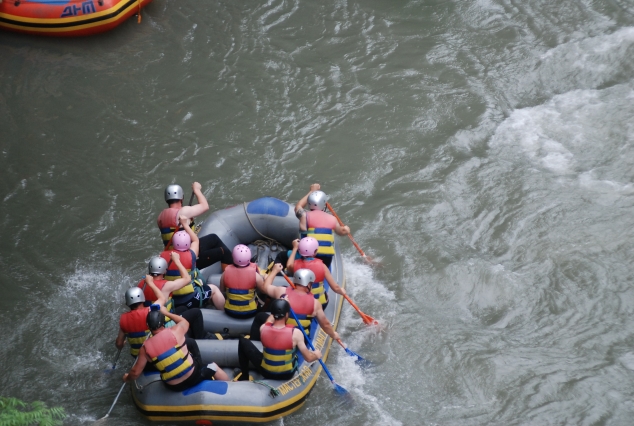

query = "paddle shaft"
(343, 294), (378, 325)
(281, 272), (296, 289)
(288, 308), (338, 384)
(283, 268), (377, 325)
(325, 202), (367, 258)
(95, 356), (138, 422)
(111, 348), (122, 370)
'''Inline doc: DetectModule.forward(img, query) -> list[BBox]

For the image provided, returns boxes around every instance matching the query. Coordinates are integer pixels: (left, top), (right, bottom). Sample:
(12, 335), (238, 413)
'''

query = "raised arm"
(334, 223), (350, 236)
(292, 328), (322, 362)
(258, 263), (286, 299)
(115, 329), (126, 350)
(313, 301), (340, 342)
(286, 239), (300, 273)
(179, 215), (199, 256)
(323, 266), (346, 296)
(123, 346), (148, 382)
(144, 275), (167, 307)
(294, 183), (320, 214)
(160, 252), (192, 295)
(161, 304), (189, 335)
(179, 182), (209, 220)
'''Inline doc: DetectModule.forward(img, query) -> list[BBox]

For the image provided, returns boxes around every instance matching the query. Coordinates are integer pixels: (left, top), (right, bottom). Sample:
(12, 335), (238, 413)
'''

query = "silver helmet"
(148, 256), (168, 275)
(125, 287), (145, 307)
(293, 269), (316, 287)
(307, 190), (328, 211)
(164, 184), (184, 203)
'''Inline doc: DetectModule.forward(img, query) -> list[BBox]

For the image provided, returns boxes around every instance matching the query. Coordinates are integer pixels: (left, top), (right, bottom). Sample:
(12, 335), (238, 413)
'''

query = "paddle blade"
(346, 348), (373, 368)
(361, 314), (380, 326)
(332, 380), (349, 395)
(344, 347), (365, 362)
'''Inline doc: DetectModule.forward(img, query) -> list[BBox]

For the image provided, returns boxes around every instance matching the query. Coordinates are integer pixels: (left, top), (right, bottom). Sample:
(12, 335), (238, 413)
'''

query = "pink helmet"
(232, 244), (251, 267)
(298, 237), (319, 257)
(172, 231), (191, 251)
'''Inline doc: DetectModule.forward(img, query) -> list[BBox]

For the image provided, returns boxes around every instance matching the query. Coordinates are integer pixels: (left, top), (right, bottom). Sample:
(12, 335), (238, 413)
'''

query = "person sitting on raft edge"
(294, 183), (350, 268)
(218, 244), (264, 319)
(248, 264), (341, 342)
(116, 278), (165, 364)
(137, 255), (209, 340)
(236, 299), (321, 382)
(123, 303), (230, 391)
(158, 182), (233, 270)
(286, 236), (346, 311)
(159, 215), (225, 311)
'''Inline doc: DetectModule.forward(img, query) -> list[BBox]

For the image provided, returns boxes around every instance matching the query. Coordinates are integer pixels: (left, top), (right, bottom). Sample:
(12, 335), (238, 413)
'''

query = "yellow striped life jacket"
(260, 324), (298, 377)
(305, 210), (338, 257)
(144, 330), (194, 383)
(160, 250), (204, 297)
(284, 288), (315, 336)
(223, 264), (258, 318)
(119, 308), (151, 357)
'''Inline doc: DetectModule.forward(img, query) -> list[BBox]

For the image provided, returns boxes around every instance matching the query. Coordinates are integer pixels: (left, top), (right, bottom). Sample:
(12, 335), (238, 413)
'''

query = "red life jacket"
(158, 249), (203, 297)
(284, 287), (315, 334)
(144, 328), (194, 383)
(119, 308), (150, 357)
(157, 207), (180, 250)
(305, 210), (338, 257)
(306, 210), (338, 230)
(136, 278), (175, 322)
(223, 263), (258, 317)
(260, 323), (297, 377)
(159, 249), (196, 280)
(293, 258), (327, 305)
(137, 277), (169, 302)
(293, 257), (325, 283)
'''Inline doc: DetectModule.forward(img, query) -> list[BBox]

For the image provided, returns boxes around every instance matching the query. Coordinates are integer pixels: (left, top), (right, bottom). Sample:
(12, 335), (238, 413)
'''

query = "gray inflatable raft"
(131, 197), (346, 423)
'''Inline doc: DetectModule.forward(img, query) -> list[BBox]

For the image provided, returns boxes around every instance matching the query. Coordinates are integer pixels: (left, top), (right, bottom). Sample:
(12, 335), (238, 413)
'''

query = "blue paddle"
(336, 339), (365, 362)
(103, 348), (122, 373)
(289, 308), (349, 395)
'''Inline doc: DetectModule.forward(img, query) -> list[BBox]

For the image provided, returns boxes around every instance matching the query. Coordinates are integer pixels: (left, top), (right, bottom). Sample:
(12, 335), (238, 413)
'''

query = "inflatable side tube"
(198, 197), (299, 252)
(197, 339), (263, 367)
(201, 309), (253, 335)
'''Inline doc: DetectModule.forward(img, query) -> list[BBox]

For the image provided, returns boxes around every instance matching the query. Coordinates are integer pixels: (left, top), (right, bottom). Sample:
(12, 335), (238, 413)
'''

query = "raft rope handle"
(134, 376), (162, 391)
(242, 202), (283, 246)
(253, 380), (281, 398)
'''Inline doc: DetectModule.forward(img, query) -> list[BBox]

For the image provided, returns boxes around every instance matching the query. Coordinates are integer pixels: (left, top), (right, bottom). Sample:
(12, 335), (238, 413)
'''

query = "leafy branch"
(0, 397), (66, 426)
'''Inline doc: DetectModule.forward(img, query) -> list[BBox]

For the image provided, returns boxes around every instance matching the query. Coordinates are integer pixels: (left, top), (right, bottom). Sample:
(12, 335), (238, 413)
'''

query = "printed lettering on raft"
(276, 365), (313, 396)
(314, 328), (327, 351)
(61, 0), (96, 17)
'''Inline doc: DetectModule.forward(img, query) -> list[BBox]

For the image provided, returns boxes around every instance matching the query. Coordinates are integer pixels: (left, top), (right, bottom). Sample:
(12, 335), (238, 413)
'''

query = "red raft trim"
(0, 0), (153, 37)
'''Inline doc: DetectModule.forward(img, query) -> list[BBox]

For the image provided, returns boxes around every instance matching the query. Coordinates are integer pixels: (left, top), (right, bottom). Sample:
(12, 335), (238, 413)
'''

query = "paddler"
(236, 299), (321, 382)
(158, 182), (208, 250)
(116, 279), (164, 362)
(158, 182), (233, 270)
(295, 183), (350, 267)
(249, 264), (340, 342)
(159, 215), (225, 310)
(286, 236), (346, 310)
(137, 255), (207, 340)
(218, 244), (264, 319)
(123, 304), (230, 390)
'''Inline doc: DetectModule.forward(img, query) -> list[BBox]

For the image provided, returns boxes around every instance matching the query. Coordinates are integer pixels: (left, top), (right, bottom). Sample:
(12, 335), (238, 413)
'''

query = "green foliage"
(0, 397), (66, 426)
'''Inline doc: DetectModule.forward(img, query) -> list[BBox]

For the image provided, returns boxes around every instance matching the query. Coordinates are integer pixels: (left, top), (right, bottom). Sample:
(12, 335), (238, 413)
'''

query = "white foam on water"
(520, 27), (634, 100)
(490, 82), (634, 185)
(619, 353), (634, 371)
(327, 255), (402, 425)
(578, 171), (634, 206)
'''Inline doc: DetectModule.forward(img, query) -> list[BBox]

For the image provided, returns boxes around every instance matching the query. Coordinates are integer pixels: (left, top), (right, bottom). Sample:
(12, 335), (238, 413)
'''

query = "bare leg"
(209, 284), (225, 310)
